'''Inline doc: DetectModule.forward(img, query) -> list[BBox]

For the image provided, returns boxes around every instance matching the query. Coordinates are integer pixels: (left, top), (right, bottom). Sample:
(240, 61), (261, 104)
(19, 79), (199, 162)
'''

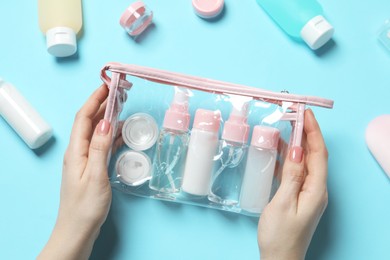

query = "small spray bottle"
(149, 89), (190, 193)
(208, 103), (250, 206)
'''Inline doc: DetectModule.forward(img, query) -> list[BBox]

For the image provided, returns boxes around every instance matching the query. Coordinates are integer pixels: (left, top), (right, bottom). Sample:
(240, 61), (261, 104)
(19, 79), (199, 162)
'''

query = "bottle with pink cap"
(181, 109), (221, 196)
(208, 103), (250, 206)
(149, 89), (191, 193)
(239, 125), (280, 215)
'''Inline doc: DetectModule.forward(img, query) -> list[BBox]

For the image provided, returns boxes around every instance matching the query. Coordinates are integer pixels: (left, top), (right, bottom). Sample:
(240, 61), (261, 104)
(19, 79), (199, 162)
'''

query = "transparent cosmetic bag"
(101, 63), (334, 216)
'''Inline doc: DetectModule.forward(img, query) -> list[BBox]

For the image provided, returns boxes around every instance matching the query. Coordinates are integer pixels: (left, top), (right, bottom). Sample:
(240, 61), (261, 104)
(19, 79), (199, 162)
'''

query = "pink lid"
(192, 0), (224, 19)
(119, 1), (153, 36)
(163, 103), (190, 132)
(222, 113), (250, 144)
(193, 109), (221, 133)
(251, 126), (280, 150)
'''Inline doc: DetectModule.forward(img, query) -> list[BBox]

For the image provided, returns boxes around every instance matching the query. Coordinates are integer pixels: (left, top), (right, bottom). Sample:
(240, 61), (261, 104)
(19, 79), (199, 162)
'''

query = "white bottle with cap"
(239, 126), (280, 215)
(38, 0), (83, 57)
(0, 79), (53, 149)
(256, 0), (334, 50)
(181, 109), (221, 196)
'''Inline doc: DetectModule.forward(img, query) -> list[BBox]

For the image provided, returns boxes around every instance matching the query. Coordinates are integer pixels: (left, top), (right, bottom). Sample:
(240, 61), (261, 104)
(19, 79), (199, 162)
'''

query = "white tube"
(0, 79), (53, 149)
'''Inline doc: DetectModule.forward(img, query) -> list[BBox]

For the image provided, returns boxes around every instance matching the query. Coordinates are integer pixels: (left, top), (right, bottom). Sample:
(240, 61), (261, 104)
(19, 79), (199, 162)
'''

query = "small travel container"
(101, 63), (333, 216)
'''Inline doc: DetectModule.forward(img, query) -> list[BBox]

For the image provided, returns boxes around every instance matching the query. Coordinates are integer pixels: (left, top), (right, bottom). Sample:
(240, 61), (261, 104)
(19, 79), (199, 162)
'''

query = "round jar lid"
(116, 150), (152, 186)
(122, 113), (159, 151)
(192, 0), (224, 19)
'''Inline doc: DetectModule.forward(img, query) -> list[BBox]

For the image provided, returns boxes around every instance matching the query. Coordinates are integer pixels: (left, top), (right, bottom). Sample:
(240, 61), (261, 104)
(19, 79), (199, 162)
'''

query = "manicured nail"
(97, 119), (110, 136)
(289, 146), (303, 163)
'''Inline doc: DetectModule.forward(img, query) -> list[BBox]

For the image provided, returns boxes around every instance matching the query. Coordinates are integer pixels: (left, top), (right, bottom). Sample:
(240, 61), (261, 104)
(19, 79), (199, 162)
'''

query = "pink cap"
(222, 114), (250, 144)
(163, 103), (190, 131)
(251, 126), (280, 150)
(120, 1), (153, 36)
(192, 0), (224, 19)
(193, 109), (221, 133)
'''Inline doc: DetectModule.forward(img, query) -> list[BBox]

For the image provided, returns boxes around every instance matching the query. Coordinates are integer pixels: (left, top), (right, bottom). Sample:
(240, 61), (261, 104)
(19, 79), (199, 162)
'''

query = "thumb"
(85, 119), (113, 179)
(274, 146), (305, 204)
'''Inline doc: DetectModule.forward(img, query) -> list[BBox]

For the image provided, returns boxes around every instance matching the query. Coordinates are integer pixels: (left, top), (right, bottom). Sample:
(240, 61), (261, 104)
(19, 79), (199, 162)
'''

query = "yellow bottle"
(38, 0), (83, 57)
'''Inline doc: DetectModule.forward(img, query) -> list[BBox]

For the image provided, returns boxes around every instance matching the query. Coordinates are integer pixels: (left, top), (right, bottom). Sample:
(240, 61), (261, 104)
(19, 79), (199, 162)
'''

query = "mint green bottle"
(256, 0), (334, 50)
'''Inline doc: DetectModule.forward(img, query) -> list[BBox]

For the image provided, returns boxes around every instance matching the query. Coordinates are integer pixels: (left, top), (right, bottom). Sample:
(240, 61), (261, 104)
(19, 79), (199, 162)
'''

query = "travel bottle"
(38, 0), (83, 57)
(0, 79), (53, 149)
(240, 126), (280, 214)
(208, 104), (250, 206)
(149, 90), (191, 193)
(182, 109), (221, 196)
(256, 0), (334, 50)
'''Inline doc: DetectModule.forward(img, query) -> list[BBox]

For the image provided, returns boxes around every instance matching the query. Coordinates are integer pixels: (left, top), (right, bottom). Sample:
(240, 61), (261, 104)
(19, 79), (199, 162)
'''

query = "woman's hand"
(38, 85), (113, 260)
(258, 109), (329, 260)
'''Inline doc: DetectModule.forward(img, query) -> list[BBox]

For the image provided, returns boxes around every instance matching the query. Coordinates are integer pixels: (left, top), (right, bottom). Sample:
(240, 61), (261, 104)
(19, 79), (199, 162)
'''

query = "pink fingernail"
(97, 119), (110, 136)
(289, 146), (303, 163)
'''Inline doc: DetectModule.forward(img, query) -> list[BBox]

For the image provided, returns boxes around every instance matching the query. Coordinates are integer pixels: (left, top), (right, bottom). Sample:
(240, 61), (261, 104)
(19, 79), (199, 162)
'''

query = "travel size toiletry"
(117, 150), (152, 186)
(208, 104), (250, 206)
(240, 126), (280, 214)
(0, 79), (53, 149)
(256, 0), (334, 50)
(38, 0), (83, 57)
(120, 1), (153, 37)
(122, 113), (158, 151)
(182, 109), (221, 196)
(192, 0), (224, 19)
(149, 90), (190, 193)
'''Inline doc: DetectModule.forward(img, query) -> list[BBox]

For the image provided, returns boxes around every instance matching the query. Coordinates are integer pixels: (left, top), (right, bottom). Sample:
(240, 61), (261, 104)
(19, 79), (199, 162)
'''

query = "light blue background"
(1, 0), (390, 259)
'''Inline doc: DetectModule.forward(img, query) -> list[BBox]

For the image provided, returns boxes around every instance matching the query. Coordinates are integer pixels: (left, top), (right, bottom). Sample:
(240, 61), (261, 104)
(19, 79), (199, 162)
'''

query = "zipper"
(101, 62), (334, 109)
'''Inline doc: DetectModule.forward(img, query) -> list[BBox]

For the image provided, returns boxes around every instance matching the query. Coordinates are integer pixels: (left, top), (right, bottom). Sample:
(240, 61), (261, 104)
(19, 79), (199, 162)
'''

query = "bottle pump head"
(163, 89), (190, 131)
(222, 102), (250, 144)
(300, 15), (334, 50)
(46, 27), (77, 57)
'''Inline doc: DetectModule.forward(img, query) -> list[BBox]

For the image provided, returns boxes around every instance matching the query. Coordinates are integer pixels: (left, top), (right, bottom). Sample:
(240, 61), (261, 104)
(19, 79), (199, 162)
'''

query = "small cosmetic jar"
(116, 150), (152, 186)
(192, 0), (224, 19)
(120, 1), (153, 37)
(122, 113), (159, 151)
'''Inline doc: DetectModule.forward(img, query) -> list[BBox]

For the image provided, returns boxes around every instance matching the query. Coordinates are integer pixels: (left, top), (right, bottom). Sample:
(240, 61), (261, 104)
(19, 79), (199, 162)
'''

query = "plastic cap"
(193, 109), (221, 133)
(300, 15), (334, 50)
(120, 1), (153, 36)
(122, 113), (158, 151)
(46, 27), (77, 57)
(251, 126), (280, 150)
(192, 0), (224, 19)
(163, 91), (190, 131)
(116, 150), (151, 186)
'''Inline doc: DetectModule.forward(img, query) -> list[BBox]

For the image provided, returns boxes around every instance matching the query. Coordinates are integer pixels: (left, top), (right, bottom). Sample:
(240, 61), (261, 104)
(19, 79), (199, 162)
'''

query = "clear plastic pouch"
(101, 63), (334, 216)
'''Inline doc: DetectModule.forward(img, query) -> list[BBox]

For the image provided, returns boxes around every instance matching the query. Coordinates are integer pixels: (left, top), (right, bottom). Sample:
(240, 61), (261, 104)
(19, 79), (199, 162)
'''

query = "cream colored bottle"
(38, 0), (83, 57)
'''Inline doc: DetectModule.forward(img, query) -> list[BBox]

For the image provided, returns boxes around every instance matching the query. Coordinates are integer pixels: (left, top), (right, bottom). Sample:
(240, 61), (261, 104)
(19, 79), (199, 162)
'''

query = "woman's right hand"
(258, 109), (329, 260)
